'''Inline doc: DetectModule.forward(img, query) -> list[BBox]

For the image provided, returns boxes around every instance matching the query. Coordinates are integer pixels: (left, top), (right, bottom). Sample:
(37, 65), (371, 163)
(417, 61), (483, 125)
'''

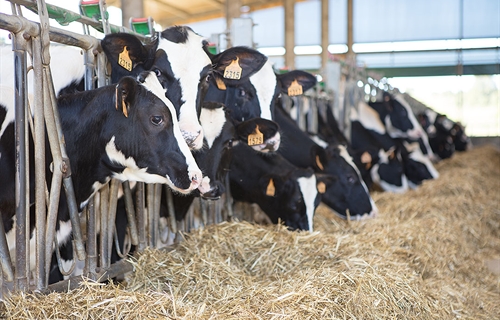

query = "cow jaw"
(105, 137), (202, 194)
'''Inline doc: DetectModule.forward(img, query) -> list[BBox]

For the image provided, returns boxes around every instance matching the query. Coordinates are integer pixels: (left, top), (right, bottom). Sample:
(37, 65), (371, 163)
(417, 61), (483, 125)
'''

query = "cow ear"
(311, 145), (327, 171)
(211, 46), (268, 83)
(115, 77), (138, 118)
(235, 118), (280, 145)
(277, 70), (317, 96)
(102, 33), (154, 75)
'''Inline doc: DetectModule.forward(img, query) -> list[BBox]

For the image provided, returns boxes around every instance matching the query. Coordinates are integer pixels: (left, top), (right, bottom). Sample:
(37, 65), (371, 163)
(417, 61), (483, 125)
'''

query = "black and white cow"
(204, 47), (317, 152)
(229, 142), (320, 232)
(348, 101), (409, 193)
(275, 104), (377, 219)
(418, 108), (471, 159)
(370, 92), (436, 161)
(102, 26), (214, 150)
(0, 72), (202, 273)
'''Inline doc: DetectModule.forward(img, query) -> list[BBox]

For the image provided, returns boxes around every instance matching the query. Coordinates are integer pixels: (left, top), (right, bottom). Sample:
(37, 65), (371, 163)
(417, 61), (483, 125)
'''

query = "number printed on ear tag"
(248, 126), (264, 146)
(224, 57), (242, 80)
(288, 79), (303, 96)
(118, 46), (133, 71)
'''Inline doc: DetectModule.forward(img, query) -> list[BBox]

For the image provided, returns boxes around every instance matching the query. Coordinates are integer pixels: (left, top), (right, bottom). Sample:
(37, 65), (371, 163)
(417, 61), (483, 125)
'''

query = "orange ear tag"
(315, 155), (324, 170)
(122, 100), (128, 118)
(317, 181), (326, 194)
(360, 151), (372, 169)
(215, 76), (227, 90)
(223, 57), (242, 80)
(266, 179), (275, 196)
(248, 125), (264, 146)
(118, 46), (133, 71)
(288, 79), (303, 96)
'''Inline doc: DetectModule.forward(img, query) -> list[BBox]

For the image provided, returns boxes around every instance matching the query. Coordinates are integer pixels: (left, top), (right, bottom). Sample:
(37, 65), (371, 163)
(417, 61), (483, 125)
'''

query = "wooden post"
(121, 0), (144, 28)
(284, 0), (295, 69)
(347, 0), (354, 63)
(321, 0), (329, 75)
(226, 0), (241, 48)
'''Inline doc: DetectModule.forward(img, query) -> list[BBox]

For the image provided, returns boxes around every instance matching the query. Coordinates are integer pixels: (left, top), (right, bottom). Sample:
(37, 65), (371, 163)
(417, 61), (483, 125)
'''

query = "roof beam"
(151, 0), (191, 19)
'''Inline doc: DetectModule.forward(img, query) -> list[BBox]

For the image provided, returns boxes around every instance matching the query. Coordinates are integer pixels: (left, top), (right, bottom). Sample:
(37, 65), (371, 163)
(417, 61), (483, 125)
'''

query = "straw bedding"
(2, 145), (499, 319)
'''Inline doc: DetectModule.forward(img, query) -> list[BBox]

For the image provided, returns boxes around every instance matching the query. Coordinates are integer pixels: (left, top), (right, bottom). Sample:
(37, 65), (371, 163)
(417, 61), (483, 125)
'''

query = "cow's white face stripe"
(157, 32), (209, 142)
(199, 107), (226, 149)
(140, 72), (202, 177)
(249, 61), (276, 120)
(105, 136), (168, 183)
(297, 175), (318, 233)
(351, 101), (386, 135)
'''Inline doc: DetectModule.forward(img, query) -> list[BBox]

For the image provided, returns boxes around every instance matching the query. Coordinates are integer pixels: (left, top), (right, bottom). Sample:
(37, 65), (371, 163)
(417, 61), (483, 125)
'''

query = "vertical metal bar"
(122, 181), (138, 246)
(99, 184), (109, 269)
(85, 197), (97, 280)
(166, 187), (177, 234)
(13, 32), (28, 292)
(96, 51), (107, 88)
(152, 184), (161, 248)
(224, 174), (233, 219)
(32, 36), (47, 290)
(146, 184), (155, 247)
(106, 179), (120, 263)
(0, 214), (14, 282)
(135, 183), (146, 252)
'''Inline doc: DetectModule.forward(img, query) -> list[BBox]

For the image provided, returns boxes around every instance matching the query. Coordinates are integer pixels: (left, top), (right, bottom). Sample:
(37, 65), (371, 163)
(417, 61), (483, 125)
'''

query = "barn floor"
(2, 145), (499, 319)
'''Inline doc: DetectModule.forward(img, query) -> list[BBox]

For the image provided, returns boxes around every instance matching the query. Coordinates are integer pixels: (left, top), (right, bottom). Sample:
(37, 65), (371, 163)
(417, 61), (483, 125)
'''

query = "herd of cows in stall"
(0, 26), (471, 285)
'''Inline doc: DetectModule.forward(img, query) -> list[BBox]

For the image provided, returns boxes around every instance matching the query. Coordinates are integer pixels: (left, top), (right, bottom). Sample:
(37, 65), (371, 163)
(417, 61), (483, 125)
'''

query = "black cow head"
(314, 144), (377, 219)
(196, 102), (281, 199)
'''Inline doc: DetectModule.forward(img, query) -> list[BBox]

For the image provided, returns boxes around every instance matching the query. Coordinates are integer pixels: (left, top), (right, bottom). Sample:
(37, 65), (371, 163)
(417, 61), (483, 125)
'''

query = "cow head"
(230, 144), (320, 232)
(102, 26), (212, 150)
(100, 72), (203, 196)
(256, 167), (319, 232)
(370, 147), (409, 193)
(313, 144), (378, 220)
(398, 140), (439, 188)
(196, 102), (281, 199)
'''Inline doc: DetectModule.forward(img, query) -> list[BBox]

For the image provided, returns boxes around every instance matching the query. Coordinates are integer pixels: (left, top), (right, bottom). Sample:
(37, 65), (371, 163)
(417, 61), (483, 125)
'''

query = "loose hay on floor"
(2, 145), (499, 319)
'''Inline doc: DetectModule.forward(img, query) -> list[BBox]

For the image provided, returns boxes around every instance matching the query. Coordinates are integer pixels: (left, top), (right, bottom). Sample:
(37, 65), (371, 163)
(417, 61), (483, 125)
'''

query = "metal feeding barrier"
(0, 0), (227, 296)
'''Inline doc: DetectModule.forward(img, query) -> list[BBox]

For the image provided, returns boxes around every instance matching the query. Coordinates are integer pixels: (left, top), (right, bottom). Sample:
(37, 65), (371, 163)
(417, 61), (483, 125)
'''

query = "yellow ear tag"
(118, 46), (133, 71)
(315, 155), (324, 170)
(266, 179), (275, 196)
(288, 79), (303, 96)
(361, 151), (372, 169)
(317, 181), (326, 194)
(122, 100), (128, 118)
(223, 57), (242, 80)
(248, 125), (264, 146)
(215, 76), (227, 90)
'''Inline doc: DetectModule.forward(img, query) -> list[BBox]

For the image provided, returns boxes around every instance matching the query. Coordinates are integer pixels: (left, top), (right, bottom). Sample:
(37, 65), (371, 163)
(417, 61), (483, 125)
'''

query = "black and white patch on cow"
(101, 72), (202, 196)
(399, 140), (439, 189)
(1, 72), (205, 277)
(370, 147), (409, 193)
(297, 174), (318, 232)
(102, 26), (213, 150)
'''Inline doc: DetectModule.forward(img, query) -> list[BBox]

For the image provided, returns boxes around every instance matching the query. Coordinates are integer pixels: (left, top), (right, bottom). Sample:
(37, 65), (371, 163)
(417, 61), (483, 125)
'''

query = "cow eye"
(205, 74), (211, 82)
(239, 88), (246, 96)
(154, 68), (161, 77)
(151, 115), (164, 126)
